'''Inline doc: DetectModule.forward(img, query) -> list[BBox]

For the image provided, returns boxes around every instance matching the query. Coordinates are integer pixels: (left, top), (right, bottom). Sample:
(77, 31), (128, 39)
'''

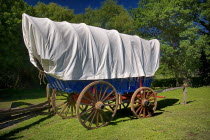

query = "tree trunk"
(14, 74), (20, 88)
(174, 72), (179, 87)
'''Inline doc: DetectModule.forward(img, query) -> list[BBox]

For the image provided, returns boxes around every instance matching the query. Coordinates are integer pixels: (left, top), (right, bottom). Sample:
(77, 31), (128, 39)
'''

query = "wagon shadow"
(11, 101), (33, 108)
(152, 98), (179, 117)
(110, 98), (179, 125)
(156, 98), (179, 111)
(0, 113), (52, 139)
(110, 108), (136, 125)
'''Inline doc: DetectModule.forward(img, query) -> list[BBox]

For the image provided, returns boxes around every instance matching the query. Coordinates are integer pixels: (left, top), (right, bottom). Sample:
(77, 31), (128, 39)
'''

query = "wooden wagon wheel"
(76, 81), (119, 129)
(131, 87), (157, 118)
(52, 89), (76, 119)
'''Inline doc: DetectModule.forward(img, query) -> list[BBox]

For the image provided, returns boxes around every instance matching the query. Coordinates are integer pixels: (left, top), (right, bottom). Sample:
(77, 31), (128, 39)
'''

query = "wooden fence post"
(46, 84), (52, 113)
(183, 83), (188, 105)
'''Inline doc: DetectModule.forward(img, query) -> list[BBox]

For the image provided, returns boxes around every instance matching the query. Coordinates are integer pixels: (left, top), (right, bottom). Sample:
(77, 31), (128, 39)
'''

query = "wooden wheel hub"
(142, 99), (150, 107)
(95, 101), (105, 110)
(67, 94), (75, 105)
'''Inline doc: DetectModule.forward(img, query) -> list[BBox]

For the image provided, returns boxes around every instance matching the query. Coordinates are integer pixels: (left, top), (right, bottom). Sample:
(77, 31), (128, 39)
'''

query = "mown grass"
(0, 87), (210, 140)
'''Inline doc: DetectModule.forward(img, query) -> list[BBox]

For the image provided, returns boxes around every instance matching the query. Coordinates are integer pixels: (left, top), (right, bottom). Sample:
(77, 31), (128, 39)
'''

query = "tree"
(72, 0), (137, 34)
(132, 0), (206, 85)
(34, 2), (74, 22)
(197, 0), (210, 84)
(0, 0), (36, 88)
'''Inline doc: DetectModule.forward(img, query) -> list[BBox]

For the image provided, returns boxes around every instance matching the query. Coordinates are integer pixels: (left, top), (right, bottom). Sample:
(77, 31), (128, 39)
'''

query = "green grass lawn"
(0, 87), (210, 140)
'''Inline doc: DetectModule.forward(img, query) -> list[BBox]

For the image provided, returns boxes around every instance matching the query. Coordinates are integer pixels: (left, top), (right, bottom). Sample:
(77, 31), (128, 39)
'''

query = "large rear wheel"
(76, 81), (119, 129)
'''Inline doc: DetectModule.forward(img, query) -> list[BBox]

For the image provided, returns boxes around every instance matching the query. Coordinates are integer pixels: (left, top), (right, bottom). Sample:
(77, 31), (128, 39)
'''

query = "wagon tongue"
(95, 101), (105, 110)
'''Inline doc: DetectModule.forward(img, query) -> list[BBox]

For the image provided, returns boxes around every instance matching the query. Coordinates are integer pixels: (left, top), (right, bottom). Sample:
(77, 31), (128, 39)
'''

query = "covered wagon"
(22, 13), (160, 129)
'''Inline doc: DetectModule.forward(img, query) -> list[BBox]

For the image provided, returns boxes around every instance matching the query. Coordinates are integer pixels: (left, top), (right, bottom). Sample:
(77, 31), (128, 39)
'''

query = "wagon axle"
(95, 101), (105, 110)
(142, 100), (150, 107)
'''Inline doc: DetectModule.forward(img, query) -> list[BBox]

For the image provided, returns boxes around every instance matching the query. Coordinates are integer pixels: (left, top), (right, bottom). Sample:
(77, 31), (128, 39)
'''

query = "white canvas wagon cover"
(22, 13), (160, 80)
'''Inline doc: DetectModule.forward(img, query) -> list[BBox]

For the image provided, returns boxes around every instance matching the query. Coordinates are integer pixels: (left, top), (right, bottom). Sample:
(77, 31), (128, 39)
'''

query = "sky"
(24, 0), (140, 14)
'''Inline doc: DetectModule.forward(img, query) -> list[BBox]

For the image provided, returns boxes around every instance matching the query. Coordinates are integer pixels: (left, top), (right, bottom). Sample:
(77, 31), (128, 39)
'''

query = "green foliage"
(34, 2), (74, 21)
(0, 0), (37, 88)
(152, 77), (209, 88)
(152, 78), (183, 88)
(132, 0), (209, 82)
(72, 0), (137, 34)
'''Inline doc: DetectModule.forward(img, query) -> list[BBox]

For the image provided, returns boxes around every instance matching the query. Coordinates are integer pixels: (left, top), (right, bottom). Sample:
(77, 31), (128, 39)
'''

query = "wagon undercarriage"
(50, 80), (157, 129)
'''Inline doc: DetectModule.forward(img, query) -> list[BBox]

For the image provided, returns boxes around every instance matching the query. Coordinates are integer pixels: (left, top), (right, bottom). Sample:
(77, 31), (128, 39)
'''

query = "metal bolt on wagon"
(22, 13), (162, 129)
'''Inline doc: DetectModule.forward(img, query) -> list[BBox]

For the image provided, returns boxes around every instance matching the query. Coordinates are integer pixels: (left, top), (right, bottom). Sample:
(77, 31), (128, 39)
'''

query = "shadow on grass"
(110, 98), (180, 126)
(156, 98), (179, 111)
(0, 111), (50, 130)
(109, 108), (135, 126)
(11, 102), (33, 108)
(0, 113), (53, 140)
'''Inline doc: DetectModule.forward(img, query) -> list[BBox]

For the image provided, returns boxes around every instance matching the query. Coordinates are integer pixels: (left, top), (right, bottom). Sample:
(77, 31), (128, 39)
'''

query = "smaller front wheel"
(131, 87), (157, 118)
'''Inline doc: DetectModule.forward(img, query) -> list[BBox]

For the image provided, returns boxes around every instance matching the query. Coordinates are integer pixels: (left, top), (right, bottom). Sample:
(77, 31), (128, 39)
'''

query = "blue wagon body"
(46, 74), (153, 94)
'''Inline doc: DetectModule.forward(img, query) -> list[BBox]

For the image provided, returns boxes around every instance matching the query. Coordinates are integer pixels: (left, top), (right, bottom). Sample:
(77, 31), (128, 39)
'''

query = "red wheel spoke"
(134, 104), (141, 108)
(135, 106), (142, 114)
(143, 90), (146, 99)
(143, 108), (146, 117)
(146, 93), (154, 99)
(136, 95), (142, 101)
